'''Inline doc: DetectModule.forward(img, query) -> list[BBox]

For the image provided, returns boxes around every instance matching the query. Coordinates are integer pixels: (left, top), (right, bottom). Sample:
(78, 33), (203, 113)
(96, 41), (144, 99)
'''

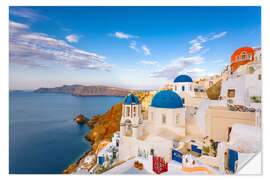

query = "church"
(118, 75), (194, 162)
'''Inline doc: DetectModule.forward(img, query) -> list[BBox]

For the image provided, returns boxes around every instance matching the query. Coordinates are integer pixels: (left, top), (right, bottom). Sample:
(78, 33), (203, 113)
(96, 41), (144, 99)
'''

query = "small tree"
(150, 148), (154, 155)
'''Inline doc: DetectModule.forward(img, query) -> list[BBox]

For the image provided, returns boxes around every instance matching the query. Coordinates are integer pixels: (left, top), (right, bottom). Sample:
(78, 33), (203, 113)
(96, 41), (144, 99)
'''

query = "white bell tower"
(120, 94), (142, 139)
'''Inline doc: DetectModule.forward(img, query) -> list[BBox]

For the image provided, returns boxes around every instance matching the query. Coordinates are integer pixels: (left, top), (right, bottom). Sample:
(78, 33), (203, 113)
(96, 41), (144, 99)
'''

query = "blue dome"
(151, 90), (184, 108)
(124, 93), (140, 104)
(174, 75), (193, 83)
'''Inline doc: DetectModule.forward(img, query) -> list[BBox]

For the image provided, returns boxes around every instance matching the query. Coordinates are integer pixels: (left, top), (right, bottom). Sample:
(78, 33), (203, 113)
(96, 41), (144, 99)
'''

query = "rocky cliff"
(62, 91), (147, 174)
(34, 85), (132, 97)
(73, 114), (89, 124)
(206, 80), (222, 100)
(34, 85), (82, 94)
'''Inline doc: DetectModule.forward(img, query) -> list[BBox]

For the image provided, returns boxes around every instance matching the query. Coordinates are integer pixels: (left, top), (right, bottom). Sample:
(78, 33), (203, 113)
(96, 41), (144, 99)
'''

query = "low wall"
(103, 158), (135, 174)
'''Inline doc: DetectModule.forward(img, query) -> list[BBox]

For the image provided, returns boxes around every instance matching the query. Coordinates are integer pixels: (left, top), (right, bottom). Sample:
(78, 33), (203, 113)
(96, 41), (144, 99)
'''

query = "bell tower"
(120, 94), (142, 139)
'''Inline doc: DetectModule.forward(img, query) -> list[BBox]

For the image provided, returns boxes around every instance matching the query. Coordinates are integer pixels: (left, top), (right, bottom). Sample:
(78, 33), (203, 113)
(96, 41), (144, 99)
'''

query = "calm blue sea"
(9, 91), (124, 174)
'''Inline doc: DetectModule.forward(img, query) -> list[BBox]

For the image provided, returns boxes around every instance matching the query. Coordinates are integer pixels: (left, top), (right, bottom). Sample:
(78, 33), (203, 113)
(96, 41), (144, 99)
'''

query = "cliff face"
(72, 86), (131, 96)
(34, 85), (132, 97)
(34, 85), (82, 94)
(206, 80), (222, 100)
(85, 91), (147, 152)
(62, 91), (147, 174)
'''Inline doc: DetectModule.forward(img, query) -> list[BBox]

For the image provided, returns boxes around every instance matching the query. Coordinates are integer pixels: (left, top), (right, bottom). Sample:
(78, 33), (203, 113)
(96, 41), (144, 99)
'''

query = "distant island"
(33, 85), (133, 97)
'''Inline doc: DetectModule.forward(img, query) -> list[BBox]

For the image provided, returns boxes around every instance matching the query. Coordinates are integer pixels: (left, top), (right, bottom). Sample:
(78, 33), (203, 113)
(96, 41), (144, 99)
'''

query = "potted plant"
(134, 160), (139, 168)
(138, 163), (143, 170)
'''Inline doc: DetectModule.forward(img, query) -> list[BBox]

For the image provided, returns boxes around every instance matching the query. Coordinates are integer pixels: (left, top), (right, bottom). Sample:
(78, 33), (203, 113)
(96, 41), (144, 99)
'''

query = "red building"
(230, 47), (255, 73)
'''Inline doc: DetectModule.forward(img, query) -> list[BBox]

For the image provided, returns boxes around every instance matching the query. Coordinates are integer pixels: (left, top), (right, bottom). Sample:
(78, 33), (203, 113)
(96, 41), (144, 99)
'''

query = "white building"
(112, 131), (120, 147)
(172, 75), (195, 106)
(120, 94), (143, 139)
(119, 90), (186, 162)
(220, 68), (262, 105)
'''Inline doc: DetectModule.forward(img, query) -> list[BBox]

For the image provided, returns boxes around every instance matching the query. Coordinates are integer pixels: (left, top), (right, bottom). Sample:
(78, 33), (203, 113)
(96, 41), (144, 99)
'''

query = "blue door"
(172, 149), (183, 163)
(191, 144), (202, 154)
(228, 149), (238, 173)
(98, 156), (104, 165)
(216, 141), (220, 149)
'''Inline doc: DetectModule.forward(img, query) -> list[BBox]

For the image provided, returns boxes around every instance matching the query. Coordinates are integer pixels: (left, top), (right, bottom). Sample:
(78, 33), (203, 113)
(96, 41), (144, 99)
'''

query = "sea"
(9, 91), (124, 174)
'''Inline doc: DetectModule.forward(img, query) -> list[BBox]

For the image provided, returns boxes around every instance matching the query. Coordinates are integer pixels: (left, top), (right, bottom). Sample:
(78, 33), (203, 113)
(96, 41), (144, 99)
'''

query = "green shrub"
(202, 146), (210, 155)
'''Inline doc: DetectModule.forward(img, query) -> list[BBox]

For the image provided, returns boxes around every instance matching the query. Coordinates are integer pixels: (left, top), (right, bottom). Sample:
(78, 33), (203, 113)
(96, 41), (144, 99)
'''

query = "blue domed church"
(119, 90), (187, 162)
(173, 75), (195, 106)
(148, 90), (186, 136)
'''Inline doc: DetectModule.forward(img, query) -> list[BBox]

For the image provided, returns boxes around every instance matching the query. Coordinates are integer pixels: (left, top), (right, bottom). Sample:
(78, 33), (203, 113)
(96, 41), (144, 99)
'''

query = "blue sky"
(9, 6), (261, 90)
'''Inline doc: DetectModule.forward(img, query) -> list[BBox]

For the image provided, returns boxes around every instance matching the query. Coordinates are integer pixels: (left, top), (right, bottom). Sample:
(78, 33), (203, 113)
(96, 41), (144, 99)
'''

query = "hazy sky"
(9, 6), (261, 90)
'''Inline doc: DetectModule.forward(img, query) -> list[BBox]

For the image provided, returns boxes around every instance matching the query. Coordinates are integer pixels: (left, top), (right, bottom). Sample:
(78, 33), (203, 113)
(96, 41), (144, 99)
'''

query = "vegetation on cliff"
(206, 80), (222, 100)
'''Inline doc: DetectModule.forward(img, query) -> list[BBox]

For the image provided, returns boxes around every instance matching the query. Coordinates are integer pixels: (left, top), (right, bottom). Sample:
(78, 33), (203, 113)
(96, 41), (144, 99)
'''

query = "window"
(176, 114), (180, 124)
(190, 85), (192, 91)
(241, 51), (246, 60)
(227, 89), (235, 98)
(162, 114), (166, 124)
(126, 106), (130, 117)
(151, 112), (154, 121)
(175, 85), (177, 91)
(236, 55), (240, 61)
(182, 85), (185, 91)
(227, 127), (232, 142)
(133, 106), (137, 117)
(258, 74), (261, 80)
(248, 54), (252, 60)
(182, 98), (185, 104)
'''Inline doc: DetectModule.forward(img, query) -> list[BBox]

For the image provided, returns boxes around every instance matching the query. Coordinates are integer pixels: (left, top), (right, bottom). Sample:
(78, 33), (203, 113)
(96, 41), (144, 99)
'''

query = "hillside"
(206, 80), (222, 100)
(34, 85), (82, 94)
(62, 91), (147, 174)
(34, 85), (132, 97)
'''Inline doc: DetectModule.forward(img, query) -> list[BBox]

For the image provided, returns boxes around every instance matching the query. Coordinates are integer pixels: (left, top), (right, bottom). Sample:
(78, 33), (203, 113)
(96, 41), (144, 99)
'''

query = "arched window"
(176, 113), (180, 124)
(182, 85), (185, 91)
(126, 106), (130, 117)
(241, 51), (247, 60)
(162, 114), (166, 124)
(133, 106), (137, 117)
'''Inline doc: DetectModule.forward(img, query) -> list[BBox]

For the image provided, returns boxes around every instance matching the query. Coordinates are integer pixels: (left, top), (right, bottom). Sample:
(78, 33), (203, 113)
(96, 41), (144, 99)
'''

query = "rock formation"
(74, 114), (89, 124)
(206, 80), (222, 100)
